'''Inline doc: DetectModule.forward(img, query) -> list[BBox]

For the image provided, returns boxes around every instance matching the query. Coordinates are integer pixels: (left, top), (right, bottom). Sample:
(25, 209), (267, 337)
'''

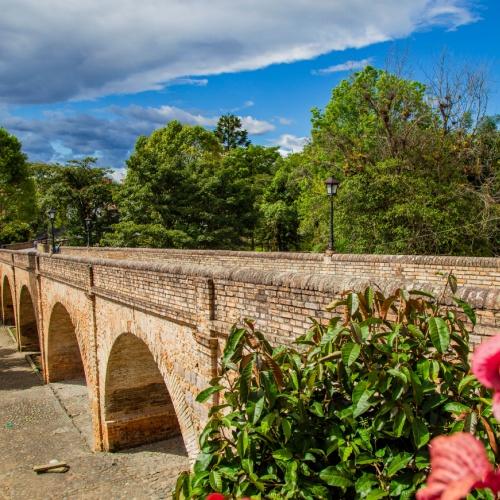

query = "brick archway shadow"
(2, 276), (15, 326)
(46, 302), (86, 382)
(18, 285), (40, 352)
(103, 332), (190, 455)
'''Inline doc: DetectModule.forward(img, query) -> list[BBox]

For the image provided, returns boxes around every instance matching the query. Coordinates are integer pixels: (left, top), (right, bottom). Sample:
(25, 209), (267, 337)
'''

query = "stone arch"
(46, 302), (86, 382)
(18, 285), (40, 351)
(2, 275), (15, 326)
(103, 332), (184, 451)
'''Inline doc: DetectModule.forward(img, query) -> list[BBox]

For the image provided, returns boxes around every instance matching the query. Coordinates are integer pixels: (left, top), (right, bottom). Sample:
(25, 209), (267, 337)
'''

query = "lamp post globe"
(324, 177), (340, 252)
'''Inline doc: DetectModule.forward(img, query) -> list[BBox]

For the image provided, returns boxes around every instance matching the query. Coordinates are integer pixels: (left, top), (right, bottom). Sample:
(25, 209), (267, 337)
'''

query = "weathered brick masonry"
(0, 247), (498, 460)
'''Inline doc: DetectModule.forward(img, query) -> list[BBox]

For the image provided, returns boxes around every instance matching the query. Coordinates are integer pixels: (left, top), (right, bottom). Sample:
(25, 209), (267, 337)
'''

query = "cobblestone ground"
(0, 327), (189, 500)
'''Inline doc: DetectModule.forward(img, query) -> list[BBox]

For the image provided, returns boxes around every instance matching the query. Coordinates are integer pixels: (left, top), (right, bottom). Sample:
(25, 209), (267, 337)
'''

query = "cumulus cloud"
(240, 116), (275, 134)
(0, 105), (275, 169)
(275, 134), (309, 156)
(312, 58), (373, 75)
(0, 0), (477, 104)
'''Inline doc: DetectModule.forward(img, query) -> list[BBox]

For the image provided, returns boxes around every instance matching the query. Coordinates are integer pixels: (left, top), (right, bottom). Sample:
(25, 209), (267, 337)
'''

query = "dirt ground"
(0, 327), (189, 500)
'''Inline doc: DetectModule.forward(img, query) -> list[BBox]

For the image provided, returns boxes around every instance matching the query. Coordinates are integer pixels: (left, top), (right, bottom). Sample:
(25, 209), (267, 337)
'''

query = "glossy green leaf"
(412, 418), (429, 449)
(222, 327), (246, 366)
(342, 342), (361, 367)
(196, 385), (224, 403)
(272, 448), (292, 461)
(386, 452), (413, 477)
(428, 317), (450, 353)
(453, 297), (476, 326)
(444, 402), (470, 414)
(319, 467), (353, 488)
(209, 470), (222, 492)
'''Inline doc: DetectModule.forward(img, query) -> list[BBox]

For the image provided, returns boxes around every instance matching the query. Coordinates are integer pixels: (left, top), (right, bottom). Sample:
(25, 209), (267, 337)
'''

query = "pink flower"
(416, 433), (500, 500)
(206, 494), (225, 500)
(472, 334), (500, 420)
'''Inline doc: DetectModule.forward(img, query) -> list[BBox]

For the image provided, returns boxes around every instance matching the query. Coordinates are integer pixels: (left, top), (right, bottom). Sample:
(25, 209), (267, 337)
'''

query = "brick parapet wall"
(5, 248), (499, 345)
(60, 247), (499, 289)
(38, 255), (90, 290)
(52, 252), (500, 342)
(0, 250), (13, 265)
(1, 241), (34, 250)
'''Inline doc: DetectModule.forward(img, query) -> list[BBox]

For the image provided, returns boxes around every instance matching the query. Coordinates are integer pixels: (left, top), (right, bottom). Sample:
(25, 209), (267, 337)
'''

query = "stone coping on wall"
(42, 253), (500, 311)
(1, 248), (498, 310)
(59, 246), (500, 268)
(61, 246), (325, 261)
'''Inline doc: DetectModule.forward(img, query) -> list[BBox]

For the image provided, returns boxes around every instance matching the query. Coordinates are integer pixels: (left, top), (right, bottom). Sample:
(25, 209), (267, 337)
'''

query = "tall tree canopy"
(33, 157), (116, 245)
(0, 128), (36, 244)
(214, 114), (250, 150)
(104, 121), (256, 248)
(2, 63), (498, 256)
(292, 66), (499, 255)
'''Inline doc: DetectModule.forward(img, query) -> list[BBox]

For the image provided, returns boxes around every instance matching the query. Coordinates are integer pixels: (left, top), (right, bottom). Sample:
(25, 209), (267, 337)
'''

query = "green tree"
(106, 121), (255, 249)
(32, 157), (116, 245)
(257, 155), (301, 251)
(214, 114), (250, 150)
(221, 145), (281, 248)
(292, 66), (499, 255)
(0, 128), (36, 244)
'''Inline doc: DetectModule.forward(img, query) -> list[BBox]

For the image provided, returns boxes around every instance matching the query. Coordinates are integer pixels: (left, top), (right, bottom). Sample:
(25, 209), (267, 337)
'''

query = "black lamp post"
(48, 208), (56, 253)
(325, 177), (340, 252)
(85, 217), (92, 247)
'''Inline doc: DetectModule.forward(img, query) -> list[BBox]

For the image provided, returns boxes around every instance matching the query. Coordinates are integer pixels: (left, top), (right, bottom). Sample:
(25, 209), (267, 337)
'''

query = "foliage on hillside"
(32, 157), (116, 245)
(295, 66), (499, 255)
(103, 121), (280, 249)
(2, 64), (499, 255)
(174, 277), (496, 499)
(0, 128), (36, 244)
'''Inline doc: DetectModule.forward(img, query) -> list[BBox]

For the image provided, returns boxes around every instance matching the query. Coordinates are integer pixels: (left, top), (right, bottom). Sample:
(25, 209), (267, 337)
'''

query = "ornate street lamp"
(48, 208), (56, 253)
(325, 177), (340, 252)
(85, 217), (92, 247)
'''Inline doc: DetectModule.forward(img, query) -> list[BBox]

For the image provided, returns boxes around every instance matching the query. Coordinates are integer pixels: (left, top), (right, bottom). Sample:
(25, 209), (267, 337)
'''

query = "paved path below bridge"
(0, 328), (189, 500)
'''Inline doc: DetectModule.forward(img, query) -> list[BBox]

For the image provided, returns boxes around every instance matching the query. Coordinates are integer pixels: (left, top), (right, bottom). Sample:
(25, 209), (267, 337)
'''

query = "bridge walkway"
(0, 327), (189, 500)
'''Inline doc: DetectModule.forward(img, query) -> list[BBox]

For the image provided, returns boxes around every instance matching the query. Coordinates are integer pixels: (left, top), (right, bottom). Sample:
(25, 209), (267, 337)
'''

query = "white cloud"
(240, 116), (275, 134)
(278, 117), (293, 126)
(275, 134), (309, 156)
(312, 58), (373, 75)
(0, 1), (477, 104)
(111, 104), (218, 127)
(0, 105), (275, 168)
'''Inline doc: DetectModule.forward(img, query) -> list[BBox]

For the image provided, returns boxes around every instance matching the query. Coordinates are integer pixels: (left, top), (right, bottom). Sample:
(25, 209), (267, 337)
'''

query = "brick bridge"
(0, 247), (498, 461)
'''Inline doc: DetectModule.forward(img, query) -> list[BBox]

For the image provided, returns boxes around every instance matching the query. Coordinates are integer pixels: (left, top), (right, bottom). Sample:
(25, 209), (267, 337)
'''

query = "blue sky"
(0, 0), (498, 177)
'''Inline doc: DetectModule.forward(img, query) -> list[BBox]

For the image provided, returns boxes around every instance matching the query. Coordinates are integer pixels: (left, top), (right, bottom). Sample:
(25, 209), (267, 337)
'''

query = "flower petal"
(472, 335), (500, 391)
(206, 494), (225, 500)
(493, 392), (500, 421)
(417, 433), (493, 500)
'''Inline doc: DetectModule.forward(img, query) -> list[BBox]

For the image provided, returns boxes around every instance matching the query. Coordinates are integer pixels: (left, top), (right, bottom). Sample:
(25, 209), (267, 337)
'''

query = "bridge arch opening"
(2, 276), (15, 326)
(18, 286), (40, 352)
(103, 332), (182, 451)
(46, 302), (85, 382)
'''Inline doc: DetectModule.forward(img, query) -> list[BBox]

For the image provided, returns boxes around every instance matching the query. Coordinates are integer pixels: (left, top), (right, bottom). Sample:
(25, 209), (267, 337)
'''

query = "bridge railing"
(59, 246), (500, 290)
(1, 248), (498, 345)
(0, 250), (13, 264)
(38, 255), (91, 289)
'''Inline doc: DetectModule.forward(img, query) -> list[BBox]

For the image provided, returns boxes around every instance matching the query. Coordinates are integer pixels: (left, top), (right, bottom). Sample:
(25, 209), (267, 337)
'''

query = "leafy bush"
(175, 276), (495, 499)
